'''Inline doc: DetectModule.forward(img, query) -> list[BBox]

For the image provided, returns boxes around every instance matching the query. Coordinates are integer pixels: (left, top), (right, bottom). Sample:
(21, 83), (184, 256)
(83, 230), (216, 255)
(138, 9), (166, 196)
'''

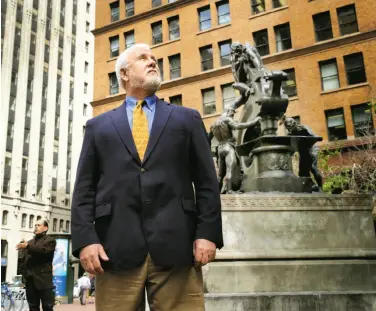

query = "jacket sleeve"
(71, 119), (101, 258)
(27, 237), (56, 255)
(190, 110), (224, 249)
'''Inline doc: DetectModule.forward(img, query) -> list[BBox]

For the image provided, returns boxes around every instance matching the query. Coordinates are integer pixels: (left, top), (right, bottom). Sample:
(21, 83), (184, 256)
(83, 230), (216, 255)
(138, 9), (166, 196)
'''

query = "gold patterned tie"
(132, 100), (149, 161)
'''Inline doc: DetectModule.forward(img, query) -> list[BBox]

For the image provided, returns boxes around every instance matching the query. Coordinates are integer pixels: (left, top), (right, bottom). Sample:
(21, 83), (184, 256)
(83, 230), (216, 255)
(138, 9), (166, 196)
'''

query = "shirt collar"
(125, 94), (157, 111)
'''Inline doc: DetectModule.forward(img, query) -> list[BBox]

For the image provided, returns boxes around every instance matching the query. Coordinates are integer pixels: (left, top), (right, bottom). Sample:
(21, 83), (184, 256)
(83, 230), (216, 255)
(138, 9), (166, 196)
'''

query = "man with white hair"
(71, 44), (223, 310)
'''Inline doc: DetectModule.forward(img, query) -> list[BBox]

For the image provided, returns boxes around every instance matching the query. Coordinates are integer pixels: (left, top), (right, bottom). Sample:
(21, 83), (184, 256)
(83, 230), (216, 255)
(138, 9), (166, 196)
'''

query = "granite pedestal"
(204, 193), (376, 311)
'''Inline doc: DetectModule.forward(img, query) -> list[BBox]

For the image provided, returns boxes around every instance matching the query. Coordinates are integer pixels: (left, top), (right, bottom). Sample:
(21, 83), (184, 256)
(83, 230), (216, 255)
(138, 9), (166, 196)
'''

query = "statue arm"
(228, 116), (262, 130)
(207, 129), (214, 146)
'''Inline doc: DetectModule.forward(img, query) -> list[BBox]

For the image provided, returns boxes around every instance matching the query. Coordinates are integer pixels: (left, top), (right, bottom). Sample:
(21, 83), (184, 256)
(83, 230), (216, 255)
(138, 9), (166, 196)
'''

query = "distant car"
(73, 281), (79, 298)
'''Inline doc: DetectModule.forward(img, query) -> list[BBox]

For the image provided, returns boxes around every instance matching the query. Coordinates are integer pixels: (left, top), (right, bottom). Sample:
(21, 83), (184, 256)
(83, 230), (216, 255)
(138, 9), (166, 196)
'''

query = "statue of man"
(283, 117), (323, 191)
(208, 109), (262, 193)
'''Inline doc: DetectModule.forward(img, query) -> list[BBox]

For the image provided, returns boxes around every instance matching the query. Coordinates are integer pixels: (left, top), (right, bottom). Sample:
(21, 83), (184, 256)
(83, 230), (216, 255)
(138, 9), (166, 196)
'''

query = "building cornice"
(91, 30), (376, 108)
(92, 0), (202, 36)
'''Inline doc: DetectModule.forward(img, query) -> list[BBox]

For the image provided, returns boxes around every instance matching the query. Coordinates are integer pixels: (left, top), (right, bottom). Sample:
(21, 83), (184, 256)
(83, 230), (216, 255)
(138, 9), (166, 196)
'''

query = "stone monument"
(204, 42), (376, 311)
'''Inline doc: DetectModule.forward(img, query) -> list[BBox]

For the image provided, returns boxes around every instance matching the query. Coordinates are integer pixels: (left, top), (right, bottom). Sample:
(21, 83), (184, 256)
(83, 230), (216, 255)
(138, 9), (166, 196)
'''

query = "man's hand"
(16, 242), (28, 250)
(193, 239), (216, 266)
(80, 244), (109, 276)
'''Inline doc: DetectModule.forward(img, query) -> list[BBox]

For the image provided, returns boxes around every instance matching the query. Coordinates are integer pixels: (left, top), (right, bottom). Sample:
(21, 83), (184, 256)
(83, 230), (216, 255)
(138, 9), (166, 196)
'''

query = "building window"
(169, 54), (181, 79)
(168, 16), (180, 41)
(29, 215), (34, 229)
(86, 22), (90, 33)
(24, 130), (30, 143)
(83, 104), (88, 116)
(85, 41), (89, 53)
(198, 6), (211, 31)
(272, 0), (287, 9)
(282, 68), (297, 97)
(337, 4), (358, 36)
(2, 178), (10, 194)
(253, 29), (269, 56)
(170, 95), (182, 106)
(200, 45), (213, 71)
(84, 62), (89, 73)
(325, 108), (347, 141)
(2, 211), (8, 226)
(216, 0), (230, 25)
(219, 40), (231, 66)
(26, 103), (32, 117)
(109, 72), (119, 94)
(51, 195), (56, 204)
(275, 22), (292, 52)
(22, 158), (28, 170)
(313, 11), (333, 42)
(222, 84), (236, 110)
(69, 120), (73, 133)
(351, 104), (374, 137)
(152, 0), (162, 8)
(251, 0), (265, 15)
(53, 218), (57, 232)
(21, 214), (27, 228)
(202, 88), (216, 115)
(157, 59), (164, 81)
(109, 35), (119, 58)
(125, 0), (134, 17)
(84, 82), (88, 94)
(86, 2), (90, 13)
(110, 1), (120, 22)
(7, 123), (14, 138)
(27, 78), (33, 91)
(124, 30), (135, 49)
(59, 219), (64, 232)
(344, 52), (366, 85)
(37, 216), (42, 221)
(292, 116), (301, 123)
(320, 59), (339, 91)
(151, 21), (163, 45)
(65, 220), (70, 232)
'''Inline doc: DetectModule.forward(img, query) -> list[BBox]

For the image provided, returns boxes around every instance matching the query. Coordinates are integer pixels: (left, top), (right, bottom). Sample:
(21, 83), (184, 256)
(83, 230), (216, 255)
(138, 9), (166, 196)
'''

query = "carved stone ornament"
(265, 153), (289, 171)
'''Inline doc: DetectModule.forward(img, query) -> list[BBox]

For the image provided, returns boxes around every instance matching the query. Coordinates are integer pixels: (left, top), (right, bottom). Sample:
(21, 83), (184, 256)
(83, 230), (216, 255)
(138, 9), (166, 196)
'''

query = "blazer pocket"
(95, 203), (112, 219)
(181, 198), (197, 215)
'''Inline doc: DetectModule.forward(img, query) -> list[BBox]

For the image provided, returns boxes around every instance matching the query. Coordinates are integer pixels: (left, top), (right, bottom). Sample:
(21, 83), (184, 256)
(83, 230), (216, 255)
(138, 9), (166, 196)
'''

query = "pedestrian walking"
(77, 273), (91, 305)
(71, 43), (223, 311)
(16, 220), (56, 311)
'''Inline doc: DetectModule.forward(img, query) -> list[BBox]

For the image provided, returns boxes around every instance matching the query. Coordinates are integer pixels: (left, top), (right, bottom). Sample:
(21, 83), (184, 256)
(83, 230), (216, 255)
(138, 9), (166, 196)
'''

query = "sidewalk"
(55, 299), (95, 311)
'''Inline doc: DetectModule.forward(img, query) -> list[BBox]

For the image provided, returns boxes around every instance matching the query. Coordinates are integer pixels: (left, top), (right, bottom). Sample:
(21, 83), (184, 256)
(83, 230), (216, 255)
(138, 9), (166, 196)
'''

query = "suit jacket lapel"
(110, 101), (141, 165)
(143, 99), (172, 163)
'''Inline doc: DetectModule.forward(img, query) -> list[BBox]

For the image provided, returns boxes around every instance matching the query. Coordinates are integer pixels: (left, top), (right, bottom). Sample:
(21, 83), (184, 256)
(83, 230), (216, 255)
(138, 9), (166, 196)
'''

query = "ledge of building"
(92, 30), (376, 108)
(196, 23), (231, 36)
(92, 0), (202, 36)
(320, 82), (370, 95)
(248, 6), (289, 20)
(319, 135), (376, 150)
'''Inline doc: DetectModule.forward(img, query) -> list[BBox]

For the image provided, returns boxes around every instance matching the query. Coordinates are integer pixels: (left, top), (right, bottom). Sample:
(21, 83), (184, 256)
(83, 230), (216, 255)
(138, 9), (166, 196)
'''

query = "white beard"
(129, 74), (161, 93)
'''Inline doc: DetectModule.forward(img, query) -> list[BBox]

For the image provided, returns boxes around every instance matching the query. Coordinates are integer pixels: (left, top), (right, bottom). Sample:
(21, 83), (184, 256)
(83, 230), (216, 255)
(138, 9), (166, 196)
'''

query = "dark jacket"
(71, 99), (223, 270)
(21, 234), (56, 290)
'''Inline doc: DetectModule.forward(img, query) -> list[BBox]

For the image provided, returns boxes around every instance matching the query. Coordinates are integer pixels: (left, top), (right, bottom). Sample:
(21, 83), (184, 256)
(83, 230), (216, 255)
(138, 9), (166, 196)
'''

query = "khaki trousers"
(96, 254), (204, 311)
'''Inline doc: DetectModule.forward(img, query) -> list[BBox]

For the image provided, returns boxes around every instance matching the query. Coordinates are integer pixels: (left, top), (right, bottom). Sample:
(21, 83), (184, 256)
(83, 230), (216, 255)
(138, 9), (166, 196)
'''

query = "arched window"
(37, 216), (42, 221)
(59, 219), (64, 232)
(1, 240), (8, 258)
(2, 211), (8, 225)
(29, 215), (35, 229)
(21, 214), (27, 228)
(53, 218), (57, 232)
(65, 220), (70, 232)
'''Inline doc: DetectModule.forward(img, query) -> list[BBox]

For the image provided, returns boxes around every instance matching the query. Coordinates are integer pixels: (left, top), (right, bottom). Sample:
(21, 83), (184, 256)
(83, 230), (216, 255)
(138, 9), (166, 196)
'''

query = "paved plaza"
(55, 299), (95, 311)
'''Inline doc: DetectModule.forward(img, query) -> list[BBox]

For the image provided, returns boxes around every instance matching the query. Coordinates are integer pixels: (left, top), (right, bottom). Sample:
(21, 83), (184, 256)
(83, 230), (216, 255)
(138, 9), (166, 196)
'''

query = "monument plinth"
(206, 42), (376, 310)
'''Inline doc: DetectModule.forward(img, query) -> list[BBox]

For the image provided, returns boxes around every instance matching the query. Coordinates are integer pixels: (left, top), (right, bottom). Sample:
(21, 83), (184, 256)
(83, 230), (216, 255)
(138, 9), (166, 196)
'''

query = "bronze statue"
(283, 117), (323, 191)
(208, 108), (261, 194)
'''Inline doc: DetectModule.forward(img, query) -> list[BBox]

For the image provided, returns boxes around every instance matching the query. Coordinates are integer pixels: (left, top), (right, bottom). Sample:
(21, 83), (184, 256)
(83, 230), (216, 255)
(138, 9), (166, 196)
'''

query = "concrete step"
(205, 291), (376, 311)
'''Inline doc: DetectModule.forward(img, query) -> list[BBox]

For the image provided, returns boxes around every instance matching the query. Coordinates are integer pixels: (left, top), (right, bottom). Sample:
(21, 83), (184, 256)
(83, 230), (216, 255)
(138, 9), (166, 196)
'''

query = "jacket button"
(140, 168), (146, 173)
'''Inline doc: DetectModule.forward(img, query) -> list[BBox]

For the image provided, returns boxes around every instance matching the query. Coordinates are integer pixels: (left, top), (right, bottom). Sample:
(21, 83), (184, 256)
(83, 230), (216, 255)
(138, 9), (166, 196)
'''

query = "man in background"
(17, 220), (56, 311)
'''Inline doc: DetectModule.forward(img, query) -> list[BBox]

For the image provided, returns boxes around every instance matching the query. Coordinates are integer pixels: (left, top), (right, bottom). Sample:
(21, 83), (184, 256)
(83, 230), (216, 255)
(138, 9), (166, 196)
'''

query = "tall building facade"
(0, 0), (95, 282)
(92, 0), (375, 145)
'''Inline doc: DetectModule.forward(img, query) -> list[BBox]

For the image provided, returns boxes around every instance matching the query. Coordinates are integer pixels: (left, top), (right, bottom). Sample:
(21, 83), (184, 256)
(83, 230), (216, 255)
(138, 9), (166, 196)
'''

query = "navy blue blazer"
(71, 99), (223, 269)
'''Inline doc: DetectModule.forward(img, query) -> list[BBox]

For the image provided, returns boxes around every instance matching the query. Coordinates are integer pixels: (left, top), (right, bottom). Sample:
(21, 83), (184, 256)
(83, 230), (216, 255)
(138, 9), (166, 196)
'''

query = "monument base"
(203, 193), (376, 310)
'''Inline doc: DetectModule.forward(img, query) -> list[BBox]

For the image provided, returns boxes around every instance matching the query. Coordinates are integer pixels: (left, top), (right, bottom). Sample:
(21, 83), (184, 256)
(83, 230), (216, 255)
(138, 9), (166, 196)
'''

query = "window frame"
(151, 21), (163, 45)
(337, 4), (359, 36)
(168, 15), (180, 41)
(253, 29), (269, 56)
(216, 0), (231, 25)
(169, 54), (181, 79)
(351, 103), (375, 137)
(319, 58), (340, 91)
(200, 45), (214, 71)
(198, 5), (211, 31)
(274, 22), (292, 52)
(343, 52), (367, 86)
(109, 35), (120, 58)
(110, 1), (120, 22)
(219, 39), (232, 66)
(313, 11), (333, 42)
(202, 87), (216, 115)
(251, 0), (265, 15)
(325, 108), (347, 141)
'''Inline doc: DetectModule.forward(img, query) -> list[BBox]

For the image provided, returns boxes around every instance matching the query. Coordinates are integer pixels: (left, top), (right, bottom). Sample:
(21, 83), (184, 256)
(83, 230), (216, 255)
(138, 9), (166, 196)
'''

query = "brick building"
(92, 0), (375, 145)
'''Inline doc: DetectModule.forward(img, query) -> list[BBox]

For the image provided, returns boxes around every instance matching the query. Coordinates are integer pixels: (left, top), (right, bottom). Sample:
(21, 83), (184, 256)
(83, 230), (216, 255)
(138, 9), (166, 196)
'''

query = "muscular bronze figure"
(208, 109), (261, 193)
(283, 117), (323, 191)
